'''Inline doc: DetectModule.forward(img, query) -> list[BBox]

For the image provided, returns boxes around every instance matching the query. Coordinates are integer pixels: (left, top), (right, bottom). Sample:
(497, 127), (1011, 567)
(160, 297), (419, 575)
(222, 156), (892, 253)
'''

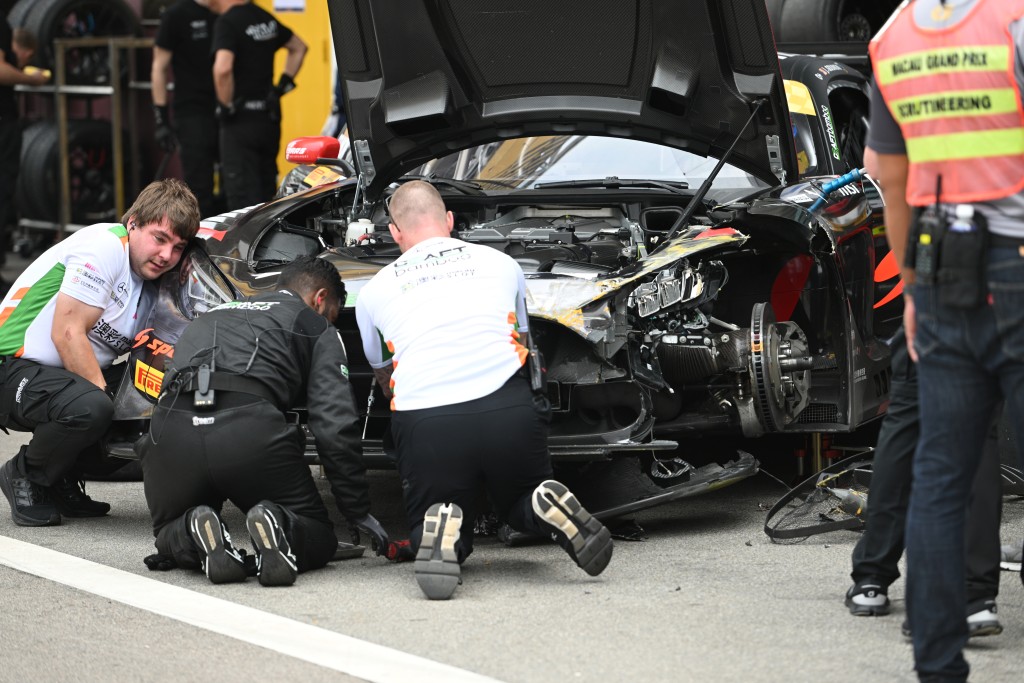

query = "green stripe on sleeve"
(0, 263), (66, 355)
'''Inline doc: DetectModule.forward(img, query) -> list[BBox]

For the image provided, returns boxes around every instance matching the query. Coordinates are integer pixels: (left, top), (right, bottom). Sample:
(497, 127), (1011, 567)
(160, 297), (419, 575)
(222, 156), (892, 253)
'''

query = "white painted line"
(0, 536), (503, 683)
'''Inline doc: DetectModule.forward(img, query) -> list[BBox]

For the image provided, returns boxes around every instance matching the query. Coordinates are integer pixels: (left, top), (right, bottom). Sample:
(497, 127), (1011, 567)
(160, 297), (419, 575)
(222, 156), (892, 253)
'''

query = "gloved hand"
(348, 514), (390, 556)
(143, 553), (177, 571)
(274, 73), (296, 98)
(152, 104), (177, 152)
(215, 101), (237, 122)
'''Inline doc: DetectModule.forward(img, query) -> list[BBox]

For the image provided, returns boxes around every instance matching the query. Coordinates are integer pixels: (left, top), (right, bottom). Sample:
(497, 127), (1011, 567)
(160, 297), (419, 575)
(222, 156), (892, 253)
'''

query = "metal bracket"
(353, 139), (376, 190)
(765, 134), (786, 185)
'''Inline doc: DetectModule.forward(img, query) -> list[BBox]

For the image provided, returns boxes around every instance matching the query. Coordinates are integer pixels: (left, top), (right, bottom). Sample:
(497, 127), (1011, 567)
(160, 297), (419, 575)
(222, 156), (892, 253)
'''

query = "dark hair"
(122, 178), (201, 241)
(279, 255), (346, 305)
(12, 28), (36, 52)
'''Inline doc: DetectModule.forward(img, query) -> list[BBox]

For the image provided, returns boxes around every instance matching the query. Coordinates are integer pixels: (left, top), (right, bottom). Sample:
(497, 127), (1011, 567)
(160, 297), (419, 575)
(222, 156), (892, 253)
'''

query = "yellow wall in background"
(254, 0), (332, 179)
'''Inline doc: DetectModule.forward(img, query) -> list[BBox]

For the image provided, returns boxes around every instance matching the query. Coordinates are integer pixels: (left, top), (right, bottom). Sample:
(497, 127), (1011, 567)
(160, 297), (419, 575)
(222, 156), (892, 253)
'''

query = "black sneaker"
(50, 477), (111, 517)
(966, 599), (1002, 637)
(246, 502), (298, 587)
(532, 480), (613, 577)
(414, 502), (463, 600)
(845, 582), (891, 616)
(188, 506), (247, 584)
(0, 457), (61, 526)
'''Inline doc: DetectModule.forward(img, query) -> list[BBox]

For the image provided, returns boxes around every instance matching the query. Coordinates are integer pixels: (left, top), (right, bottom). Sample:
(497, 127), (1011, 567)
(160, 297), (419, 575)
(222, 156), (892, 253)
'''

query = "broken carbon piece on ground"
(763, 451), (872, 543)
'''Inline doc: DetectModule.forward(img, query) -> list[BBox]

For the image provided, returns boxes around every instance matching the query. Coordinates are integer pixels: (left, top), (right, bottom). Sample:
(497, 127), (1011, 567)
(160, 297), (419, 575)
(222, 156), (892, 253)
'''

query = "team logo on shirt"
(245, 21), (278, 41)
(394, 245), (469, 276)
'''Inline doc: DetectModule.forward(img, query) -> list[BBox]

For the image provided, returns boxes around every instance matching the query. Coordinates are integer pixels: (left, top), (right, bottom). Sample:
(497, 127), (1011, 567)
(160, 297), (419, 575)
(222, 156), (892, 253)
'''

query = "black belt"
(989, 233), (1024, 249)
(175, 372), (277, 407)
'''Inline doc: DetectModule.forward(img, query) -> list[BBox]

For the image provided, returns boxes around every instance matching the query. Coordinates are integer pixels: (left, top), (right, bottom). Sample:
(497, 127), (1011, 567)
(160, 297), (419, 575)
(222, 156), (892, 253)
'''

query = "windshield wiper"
(534, 177), (690, 196)
(399, 174), (486, 196)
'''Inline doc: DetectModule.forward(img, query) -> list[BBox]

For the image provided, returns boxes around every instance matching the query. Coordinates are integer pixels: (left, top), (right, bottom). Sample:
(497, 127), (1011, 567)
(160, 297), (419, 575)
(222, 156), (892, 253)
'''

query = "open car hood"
(326, 0), (799, 198)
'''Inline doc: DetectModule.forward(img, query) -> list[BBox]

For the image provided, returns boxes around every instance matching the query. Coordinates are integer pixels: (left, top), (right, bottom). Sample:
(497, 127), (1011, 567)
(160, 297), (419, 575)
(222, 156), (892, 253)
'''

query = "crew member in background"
(0, 180), (199, 527)
(152, 0), (220, 218)
(209, 0), (306, 209)
(0, 19), (47, 291)
(868, 1), (1024, 679)
(355, 181), (614, 600)
(141, 256), (388, 587)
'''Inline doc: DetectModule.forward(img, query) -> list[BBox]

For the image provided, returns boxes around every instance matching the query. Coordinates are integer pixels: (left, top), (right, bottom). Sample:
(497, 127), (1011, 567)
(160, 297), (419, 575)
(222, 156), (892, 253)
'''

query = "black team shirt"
(154, 0), (217, 117)
(211, 3), (293, 104)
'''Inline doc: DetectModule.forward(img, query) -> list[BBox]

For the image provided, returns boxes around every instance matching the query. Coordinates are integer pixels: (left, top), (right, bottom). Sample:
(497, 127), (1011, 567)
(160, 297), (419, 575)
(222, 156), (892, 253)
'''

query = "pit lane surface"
(1, 431), (1021, 683)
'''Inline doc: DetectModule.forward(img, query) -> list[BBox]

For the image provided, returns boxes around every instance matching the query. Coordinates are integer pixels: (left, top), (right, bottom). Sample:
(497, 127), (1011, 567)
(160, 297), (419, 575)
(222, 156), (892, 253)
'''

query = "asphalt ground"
(1, 430), (1022, 683)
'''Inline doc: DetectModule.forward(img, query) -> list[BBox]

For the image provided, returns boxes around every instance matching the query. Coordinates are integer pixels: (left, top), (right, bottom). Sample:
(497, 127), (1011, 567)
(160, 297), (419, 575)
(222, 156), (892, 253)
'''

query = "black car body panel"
(329, 0), (799, 196)
(106, 2), (901, 516)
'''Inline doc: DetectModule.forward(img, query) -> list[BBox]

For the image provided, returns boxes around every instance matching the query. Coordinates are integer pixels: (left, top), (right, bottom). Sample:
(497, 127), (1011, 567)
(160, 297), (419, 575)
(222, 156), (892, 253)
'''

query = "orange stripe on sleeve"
(11, 287), (29, 301)
(0, 307), (16, 327)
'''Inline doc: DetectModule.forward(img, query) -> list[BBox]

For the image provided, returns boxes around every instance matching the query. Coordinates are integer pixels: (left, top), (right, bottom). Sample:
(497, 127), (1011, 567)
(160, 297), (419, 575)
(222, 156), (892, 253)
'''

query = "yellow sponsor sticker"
(134, 360), (164, 398)
(784, 80), (816, 116)
(302, 166), (343, 187)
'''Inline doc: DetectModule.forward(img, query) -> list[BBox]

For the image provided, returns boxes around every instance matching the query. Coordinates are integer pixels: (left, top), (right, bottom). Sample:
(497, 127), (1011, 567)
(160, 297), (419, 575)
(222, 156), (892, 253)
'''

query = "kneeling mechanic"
(141, 256), (388, 586)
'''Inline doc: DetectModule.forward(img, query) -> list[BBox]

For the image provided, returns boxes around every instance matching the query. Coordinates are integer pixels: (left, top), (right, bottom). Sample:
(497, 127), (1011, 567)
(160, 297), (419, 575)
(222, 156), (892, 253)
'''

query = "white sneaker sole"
(532, 480), (613, 577)
(415, 503), (462, 600)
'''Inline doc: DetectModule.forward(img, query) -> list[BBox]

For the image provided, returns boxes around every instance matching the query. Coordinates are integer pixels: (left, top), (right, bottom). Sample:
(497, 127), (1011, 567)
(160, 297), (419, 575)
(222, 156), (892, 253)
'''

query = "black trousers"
(175, 113), (219, 218)
(850, 328), (1002, 603)
(219, 112), (279, 210)
(0, 358), (114, 485)
(391, 374), (555, 561)
(142, 392), (337, 572)
(0, 118), (23, 260)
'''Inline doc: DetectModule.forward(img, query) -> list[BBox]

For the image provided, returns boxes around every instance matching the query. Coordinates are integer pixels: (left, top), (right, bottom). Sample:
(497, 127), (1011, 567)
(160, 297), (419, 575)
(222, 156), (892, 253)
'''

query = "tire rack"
(15, 36), (153, 239)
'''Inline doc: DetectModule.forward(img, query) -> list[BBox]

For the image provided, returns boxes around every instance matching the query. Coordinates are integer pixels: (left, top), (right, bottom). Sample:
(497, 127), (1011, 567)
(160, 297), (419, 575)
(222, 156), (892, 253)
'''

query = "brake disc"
(749, 302), (811, 431)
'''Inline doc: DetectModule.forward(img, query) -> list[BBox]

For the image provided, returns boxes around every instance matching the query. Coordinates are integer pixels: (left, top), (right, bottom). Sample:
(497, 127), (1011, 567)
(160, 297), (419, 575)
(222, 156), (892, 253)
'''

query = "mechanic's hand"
(143, 553), (177, 571)
(152, 105), (177, 152)
(274, 73), (296, 97)
(903, 292), (917, 363)
(351, 514), (390, 556)
(215, 101), (237, 122)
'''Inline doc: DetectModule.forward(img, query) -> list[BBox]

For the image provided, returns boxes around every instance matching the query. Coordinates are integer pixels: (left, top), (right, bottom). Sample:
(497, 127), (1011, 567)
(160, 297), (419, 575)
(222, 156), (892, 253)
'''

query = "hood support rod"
(654, 98), (766, 254)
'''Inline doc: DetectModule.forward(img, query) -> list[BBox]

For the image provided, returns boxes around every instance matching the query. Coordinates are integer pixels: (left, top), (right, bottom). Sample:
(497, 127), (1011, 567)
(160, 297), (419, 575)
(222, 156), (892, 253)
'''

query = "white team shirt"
(0, 223), (147, 368)
(355, 236), (530, 411)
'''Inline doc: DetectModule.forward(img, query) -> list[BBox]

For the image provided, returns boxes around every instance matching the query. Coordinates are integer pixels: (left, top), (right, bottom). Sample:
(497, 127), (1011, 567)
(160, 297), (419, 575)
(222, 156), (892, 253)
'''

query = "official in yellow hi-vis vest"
(865, 1), (1024, 681)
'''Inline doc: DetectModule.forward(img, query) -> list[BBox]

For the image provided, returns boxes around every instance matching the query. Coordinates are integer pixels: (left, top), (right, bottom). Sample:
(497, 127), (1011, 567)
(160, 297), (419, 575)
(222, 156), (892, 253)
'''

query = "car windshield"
(414, 135), (768, 191)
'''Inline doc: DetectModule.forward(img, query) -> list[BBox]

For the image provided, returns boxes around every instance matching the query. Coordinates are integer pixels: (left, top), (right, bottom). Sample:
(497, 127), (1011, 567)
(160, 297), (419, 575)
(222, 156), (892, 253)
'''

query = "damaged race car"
(107, 0), (899, 518)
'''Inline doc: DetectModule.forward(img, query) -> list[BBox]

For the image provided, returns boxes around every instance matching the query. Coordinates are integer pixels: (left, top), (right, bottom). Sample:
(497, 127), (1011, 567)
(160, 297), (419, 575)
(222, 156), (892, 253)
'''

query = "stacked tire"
(765, 0), (902, 44)
(9, 0), (140, 84)
(17, 121), (128, 225)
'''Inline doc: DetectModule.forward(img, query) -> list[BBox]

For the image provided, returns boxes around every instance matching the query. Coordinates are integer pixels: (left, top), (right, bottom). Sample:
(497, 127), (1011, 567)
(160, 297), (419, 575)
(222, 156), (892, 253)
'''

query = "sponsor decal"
(339, 364), (349, 379)
(192, 416), (215, 426)
(15, 377), (28, 403)
(84, 262), (98, 272)
(132, 328), (175, 359)
(783, 80), (816, 116)
(134, 360), (164, 398)
(92, 319), (132, 352)
(197, 227), (227, 241)
(820, 105), (841, 161)
(210, 300), (279, 312)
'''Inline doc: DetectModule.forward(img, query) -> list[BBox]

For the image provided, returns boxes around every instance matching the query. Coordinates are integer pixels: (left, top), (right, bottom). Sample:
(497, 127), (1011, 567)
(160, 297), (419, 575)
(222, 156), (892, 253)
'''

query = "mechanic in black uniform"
(0, 19), (46, 280)
(151, 0), (220, 218)
(209, 0), (306, 209)
(141, 256), (389, 586)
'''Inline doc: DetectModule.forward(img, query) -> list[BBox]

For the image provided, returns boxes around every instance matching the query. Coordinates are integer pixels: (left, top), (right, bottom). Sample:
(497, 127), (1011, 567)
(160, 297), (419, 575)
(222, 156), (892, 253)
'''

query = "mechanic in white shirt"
(0, 179), (199, 527)
(356, 180), (613, 600)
